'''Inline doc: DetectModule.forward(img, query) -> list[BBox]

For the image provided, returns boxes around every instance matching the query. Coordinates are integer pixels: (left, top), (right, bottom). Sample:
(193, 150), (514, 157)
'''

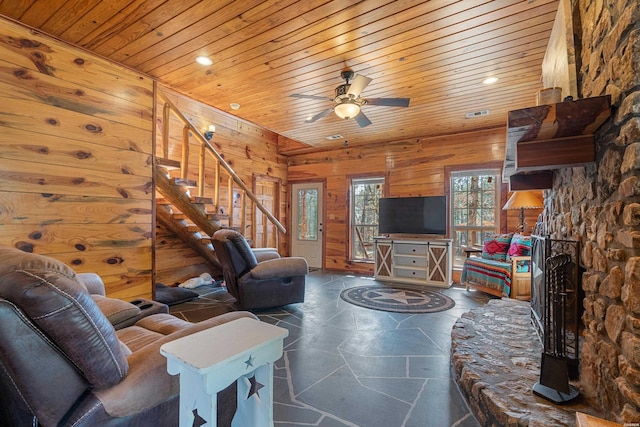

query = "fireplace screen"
(530, 234), (581, 377)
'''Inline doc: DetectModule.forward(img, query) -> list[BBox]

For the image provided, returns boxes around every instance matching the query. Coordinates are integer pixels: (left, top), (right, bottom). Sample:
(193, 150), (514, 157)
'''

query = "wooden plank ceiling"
(1, 0), (560, 153)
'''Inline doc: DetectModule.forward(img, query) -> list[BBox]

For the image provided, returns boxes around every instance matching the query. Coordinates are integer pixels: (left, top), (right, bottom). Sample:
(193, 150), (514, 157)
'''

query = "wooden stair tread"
(171, 177), (197, 188)
(156, 158), (181, 170)
(190, 196), (213, 204)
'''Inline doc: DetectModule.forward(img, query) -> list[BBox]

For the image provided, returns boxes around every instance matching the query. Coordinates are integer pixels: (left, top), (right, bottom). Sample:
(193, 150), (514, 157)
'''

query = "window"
(296, 188), (318, 241)
(350, 177), (384, 261)
(450, 169), (500, 268)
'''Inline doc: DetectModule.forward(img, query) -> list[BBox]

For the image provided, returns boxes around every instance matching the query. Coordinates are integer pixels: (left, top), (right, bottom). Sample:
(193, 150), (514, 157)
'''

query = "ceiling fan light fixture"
(334, 100), (360, 119)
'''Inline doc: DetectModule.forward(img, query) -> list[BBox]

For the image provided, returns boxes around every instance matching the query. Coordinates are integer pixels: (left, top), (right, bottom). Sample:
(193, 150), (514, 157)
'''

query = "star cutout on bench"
(191, 408), (207, 427)
(244, 354), (255, 369)
(247, 374), (264, 399)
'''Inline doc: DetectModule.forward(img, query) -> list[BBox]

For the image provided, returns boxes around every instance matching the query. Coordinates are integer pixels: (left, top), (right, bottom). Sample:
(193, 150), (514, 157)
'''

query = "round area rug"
(340, 284), (455, 313)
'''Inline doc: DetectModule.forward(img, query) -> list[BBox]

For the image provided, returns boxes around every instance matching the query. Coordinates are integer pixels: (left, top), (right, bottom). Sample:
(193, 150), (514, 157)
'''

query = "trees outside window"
(450, 170), (500, 268)
(297, 188), (318, 241)
(350, 177), (384, 261)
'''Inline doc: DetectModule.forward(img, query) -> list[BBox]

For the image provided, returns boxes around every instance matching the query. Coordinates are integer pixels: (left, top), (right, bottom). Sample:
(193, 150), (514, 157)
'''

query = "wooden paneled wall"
(288, 128), (521, 275)
(0, 17), (155, 299)
(155, 87), (290, 284)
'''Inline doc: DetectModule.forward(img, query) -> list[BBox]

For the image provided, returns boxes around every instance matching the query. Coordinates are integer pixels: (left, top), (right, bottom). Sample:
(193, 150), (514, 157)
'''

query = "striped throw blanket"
(460, 257), (512, 297)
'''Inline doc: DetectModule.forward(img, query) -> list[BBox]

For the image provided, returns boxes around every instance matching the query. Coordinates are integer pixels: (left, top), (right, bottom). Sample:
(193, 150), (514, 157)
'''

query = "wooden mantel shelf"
(503, 95), (611, 190)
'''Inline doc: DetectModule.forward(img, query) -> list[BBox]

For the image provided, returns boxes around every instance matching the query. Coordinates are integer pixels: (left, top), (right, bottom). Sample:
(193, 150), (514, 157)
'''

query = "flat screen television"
(378, 196), (447, 235)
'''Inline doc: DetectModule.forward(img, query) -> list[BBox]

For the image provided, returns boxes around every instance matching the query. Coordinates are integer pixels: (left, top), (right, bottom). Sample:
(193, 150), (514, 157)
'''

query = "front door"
(291, 182), (323, 269)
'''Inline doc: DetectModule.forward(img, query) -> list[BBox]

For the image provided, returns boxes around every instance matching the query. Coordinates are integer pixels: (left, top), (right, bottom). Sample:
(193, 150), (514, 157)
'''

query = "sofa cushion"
(0, 247), (128, 389)
(481, 233), (513, 261)
(507, 233), (532, 258)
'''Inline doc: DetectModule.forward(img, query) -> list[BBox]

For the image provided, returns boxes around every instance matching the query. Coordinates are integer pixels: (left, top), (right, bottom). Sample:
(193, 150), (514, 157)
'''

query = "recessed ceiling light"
(483, 77), (499, 85)
(230, 103), (240, 110)
(196, 56), (213, 66)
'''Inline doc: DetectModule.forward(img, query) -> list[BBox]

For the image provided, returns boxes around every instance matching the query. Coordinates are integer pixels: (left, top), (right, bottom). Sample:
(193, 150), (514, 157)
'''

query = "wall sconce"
(204, 125), (216, 140)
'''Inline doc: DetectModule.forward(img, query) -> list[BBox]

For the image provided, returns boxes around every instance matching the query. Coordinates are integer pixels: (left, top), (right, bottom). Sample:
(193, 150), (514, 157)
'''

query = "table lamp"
(502, 190), (544, 233)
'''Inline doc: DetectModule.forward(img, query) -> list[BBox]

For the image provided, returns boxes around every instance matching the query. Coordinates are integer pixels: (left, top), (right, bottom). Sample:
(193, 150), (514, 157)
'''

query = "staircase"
(155, 91), (286, 275)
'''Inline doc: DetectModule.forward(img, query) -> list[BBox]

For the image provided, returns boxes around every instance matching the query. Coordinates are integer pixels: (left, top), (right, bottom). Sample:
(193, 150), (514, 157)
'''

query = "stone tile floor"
(170, 270), (490, 427)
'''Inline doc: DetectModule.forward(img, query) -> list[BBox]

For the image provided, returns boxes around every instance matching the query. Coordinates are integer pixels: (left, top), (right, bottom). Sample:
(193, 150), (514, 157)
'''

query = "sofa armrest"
(77, 272), (106, 296)
(510, 256), (531, 273)
(461, 246), (483, 258)
(249, 257), (308, 280)
(91, 295), (142, 328)
(252, 248), (281, 262)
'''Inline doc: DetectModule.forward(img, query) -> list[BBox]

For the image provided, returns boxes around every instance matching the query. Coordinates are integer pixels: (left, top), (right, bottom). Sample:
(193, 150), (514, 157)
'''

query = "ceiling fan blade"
(305, 108), (334, 123)
(354, 111), (372, 128)
(347, 74), (372, 98)
(290, 94), (333, 101)
(365, 98), (410, 107)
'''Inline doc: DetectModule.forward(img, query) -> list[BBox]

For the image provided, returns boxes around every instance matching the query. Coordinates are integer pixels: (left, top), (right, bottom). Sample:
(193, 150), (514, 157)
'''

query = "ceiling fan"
(290, 69), (410, 128)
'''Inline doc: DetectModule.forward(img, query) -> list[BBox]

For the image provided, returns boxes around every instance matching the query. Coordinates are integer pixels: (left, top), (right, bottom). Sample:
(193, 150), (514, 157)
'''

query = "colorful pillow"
(481, 233), (513, 261)
(507, 233), (532, 258)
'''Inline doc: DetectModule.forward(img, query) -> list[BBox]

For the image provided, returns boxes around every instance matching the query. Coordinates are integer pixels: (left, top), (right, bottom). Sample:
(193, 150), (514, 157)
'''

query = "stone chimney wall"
(541, 0), (639, 422)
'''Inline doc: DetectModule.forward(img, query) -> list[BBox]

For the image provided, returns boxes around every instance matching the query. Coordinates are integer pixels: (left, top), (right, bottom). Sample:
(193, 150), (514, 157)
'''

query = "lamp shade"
(502, 190), (544, 210)
(334, 100), (360, 119)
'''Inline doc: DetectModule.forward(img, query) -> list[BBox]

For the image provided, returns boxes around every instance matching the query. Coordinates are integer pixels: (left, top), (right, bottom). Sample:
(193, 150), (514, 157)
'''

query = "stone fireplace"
(538, 0), (640, 423)
(453, 1), (639, 425)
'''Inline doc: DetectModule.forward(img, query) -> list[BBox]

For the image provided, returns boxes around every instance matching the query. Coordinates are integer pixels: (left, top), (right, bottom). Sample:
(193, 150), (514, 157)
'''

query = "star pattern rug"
(340, 284), (455, 313)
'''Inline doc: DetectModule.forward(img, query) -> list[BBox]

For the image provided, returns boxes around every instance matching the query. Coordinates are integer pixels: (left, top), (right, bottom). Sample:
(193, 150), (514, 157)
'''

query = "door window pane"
(297, 189), (318, 241)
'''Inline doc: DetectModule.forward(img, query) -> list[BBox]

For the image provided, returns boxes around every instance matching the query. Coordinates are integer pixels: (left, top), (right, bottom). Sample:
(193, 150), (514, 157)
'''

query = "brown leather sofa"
(0, 246), (257, 426)
(212, 229), (308, 310)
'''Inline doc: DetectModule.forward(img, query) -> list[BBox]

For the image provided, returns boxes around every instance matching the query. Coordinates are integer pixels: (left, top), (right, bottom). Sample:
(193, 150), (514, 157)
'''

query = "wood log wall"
(288, 128), (542, 276)
(0, 17), (155, 300)
(154, 87), (290, 284)
(0, 16), (540, 292)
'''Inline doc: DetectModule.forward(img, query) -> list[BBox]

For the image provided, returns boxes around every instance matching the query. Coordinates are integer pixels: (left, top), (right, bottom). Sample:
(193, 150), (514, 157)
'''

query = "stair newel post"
(198, 143), (205, 198)
(240, 190), (246, 236)
(213, 161), (220, 213)
(181, 126), (190, 181)
(227, 176), (234, 227)
(261, 211), (268, 247)
(162, 103), (170, 158)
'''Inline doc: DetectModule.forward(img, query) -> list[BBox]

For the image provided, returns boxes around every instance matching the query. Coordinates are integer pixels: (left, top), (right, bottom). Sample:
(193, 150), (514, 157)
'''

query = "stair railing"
(158, 91), (286, 236)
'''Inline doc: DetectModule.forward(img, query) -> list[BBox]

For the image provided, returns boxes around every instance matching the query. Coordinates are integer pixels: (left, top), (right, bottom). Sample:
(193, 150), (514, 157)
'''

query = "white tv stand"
(374, 236), (453, 288)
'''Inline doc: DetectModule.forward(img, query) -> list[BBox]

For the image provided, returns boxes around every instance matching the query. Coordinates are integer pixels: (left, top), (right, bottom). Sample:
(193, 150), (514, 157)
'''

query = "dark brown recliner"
(0, 247), (256, 426)
(212, 229), (308, 310)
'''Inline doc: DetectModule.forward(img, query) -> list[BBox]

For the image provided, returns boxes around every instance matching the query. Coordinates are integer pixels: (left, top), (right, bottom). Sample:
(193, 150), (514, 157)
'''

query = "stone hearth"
(451, 299), (607, 426)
